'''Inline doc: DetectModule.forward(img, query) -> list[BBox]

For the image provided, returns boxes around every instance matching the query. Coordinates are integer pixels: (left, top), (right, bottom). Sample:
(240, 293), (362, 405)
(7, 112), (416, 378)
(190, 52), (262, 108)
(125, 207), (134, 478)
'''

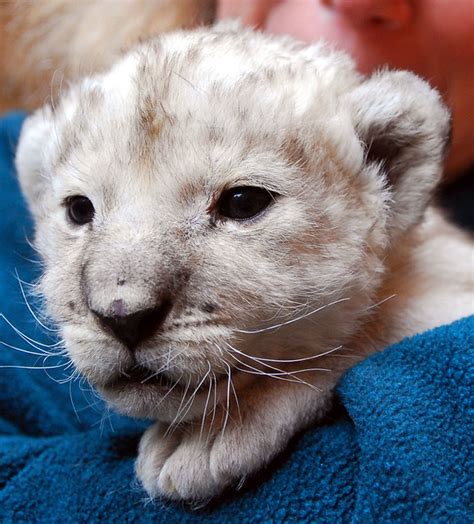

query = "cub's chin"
(98, 372), (194, 421)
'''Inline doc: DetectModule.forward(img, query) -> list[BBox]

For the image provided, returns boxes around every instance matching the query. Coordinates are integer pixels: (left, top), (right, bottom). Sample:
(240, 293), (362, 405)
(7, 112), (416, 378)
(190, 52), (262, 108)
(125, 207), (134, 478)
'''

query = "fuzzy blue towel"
(1, 112), (472, 522)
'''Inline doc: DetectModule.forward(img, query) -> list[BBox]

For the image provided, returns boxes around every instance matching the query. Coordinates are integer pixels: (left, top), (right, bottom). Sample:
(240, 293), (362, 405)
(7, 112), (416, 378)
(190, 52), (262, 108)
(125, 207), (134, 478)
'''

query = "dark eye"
(66, 196), (95, 225)
(216, 186), (275, 220)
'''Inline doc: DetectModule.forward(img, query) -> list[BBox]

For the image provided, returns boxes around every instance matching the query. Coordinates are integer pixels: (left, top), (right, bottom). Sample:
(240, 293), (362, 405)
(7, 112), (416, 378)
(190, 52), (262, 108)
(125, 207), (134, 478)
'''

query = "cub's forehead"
(51, 27), (360, 194)
(60, 27), (358, 129)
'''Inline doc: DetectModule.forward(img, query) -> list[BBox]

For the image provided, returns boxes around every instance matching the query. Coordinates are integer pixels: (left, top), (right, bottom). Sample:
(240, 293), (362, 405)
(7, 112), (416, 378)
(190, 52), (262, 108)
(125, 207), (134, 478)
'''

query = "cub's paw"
(135, 414), (287, 502)
(136, 422), (221, 502)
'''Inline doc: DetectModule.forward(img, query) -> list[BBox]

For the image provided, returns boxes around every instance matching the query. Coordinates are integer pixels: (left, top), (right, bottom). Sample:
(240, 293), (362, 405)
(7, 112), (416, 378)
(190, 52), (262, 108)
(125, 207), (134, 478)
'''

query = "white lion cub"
(15, 24), (473, 502)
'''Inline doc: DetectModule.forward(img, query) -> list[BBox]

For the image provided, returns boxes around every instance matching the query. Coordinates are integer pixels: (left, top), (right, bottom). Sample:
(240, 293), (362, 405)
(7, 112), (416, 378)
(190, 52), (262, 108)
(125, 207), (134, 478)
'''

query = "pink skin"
(218, 0), (474, 179)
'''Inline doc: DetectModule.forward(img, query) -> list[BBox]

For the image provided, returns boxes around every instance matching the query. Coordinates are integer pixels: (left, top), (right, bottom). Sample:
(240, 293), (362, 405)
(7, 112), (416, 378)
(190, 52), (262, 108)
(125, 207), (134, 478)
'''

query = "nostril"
(92, 299), (173, 349)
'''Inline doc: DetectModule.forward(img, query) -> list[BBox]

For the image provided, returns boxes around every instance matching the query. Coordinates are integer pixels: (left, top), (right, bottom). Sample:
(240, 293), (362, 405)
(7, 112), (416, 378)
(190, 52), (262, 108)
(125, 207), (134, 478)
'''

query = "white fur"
(15, 25), (473, 502)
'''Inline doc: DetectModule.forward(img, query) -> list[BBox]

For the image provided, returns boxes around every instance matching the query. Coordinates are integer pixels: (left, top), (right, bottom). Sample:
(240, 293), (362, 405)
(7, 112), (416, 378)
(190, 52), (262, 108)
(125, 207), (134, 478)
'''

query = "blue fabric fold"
(1, 112), (472, 523)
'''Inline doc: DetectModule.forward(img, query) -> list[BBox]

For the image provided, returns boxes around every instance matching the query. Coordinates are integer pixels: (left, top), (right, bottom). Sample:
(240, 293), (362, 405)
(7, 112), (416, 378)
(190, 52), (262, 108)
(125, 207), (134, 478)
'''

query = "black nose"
(92, 300), (172, 349)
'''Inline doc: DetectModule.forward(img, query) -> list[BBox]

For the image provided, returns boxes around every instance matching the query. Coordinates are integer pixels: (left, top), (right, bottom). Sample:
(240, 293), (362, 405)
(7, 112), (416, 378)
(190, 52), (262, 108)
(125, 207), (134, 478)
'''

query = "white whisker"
(235, 297), (350, 334)
(228, 353), (322, 393)
(42, 356), (74, 384)
(140, 350), (185, 383)
(230, 343), (343, 364)
(207, 372), (218, 444)
(223, 340), (323, 392)
(69, 376), (81, 422)
(0, 362), (68, 370)
(364, 294), (397, 310)
(0, 339), (56, 358)
(165, 376), (192, 436)
(226, 361), (241, 425)
(14, 269), (57, 333)
(57, 367), (81, 385)
(157, 373), (185, 407)
(225, 341), (330, 376)
(221, 363), (232, 438)
(173, 366), (211, 429)
(0, 313), (62, 350)
(200, 364), (214, 439)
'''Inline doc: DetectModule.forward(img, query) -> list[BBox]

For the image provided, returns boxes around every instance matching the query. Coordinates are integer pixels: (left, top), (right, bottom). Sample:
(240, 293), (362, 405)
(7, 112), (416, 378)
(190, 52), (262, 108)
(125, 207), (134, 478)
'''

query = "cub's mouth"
(102, 364), (234, 397)
(104, 366), (184, 392)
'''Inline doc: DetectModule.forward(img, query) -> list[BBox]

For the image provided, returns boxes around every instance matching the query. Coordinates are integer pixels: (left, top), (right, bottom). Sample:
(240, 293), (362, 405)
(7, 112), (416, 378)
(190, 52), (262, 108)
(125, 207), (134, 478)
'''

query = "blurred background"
(0, 0), (216, 112)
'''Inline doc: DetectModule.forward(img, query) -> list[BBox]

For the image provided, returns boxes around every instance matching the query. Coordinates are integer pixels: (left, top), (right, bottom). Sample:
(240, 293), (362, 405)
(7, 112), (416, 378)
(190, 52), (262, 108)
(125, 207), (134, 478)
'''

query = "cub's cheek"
(61, 323), (133, 386)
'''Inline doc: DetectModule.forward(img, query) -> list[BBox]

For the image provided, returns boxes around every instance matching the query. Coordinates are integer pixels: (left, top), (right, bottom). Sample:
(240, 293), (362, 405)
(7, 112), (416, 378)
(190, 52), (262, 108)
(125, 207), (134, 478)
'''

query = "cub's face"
(15, 27), (449, 421)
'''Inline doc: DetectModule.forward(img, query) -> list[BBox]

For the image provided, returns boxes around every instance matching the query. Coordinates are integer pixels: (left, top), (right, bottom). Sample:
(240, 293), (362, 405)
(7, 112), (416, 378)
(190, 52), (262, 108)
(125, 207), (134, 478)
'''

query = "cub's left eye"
(216, 186), (276, 221)
(66, 196), (95, 225)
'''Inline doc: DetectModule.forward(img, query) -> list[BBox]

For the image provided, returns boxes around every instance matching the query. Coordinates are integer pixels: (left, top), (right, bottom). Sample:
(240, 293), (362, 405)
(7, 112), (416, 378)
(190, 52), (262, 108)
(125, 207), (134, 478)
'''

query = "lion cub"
(15, 24), (473, 502)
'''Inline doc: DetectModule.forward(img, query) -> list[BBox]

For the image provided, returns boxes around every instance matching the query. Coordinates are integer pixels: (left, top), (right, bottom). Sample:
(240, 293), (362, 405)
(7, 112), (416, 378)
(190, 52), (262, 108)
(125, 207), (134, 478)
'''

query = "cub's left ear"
(347, 70), (451, 235)
(15, 105), (56, 221)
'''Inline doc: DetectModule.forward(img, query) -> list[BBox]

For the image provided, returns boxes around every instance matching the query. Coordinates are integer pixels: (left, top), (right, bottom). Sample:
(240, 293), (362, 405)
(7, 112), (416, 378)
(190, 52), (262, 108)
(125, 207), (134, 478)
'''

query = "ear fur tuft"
(347, 70), (451, 235)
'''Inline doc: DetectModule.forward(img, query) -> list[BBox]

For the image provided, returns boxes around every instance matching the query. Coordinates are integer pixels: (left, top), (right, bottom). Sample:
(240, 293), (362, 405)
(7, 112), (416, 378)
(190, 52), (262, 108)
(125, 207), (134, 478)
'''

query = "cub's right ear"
(15, 105), (56, 220)
(346, 70), (451, 237)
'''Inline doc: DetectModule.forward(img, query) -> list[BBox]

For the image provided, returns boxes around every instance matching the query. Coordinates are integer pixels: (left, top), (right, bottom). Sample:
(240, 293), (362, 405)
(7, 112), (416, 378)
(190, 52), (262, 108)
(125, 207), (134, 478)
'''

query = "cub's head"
(15, 26), (450, 421)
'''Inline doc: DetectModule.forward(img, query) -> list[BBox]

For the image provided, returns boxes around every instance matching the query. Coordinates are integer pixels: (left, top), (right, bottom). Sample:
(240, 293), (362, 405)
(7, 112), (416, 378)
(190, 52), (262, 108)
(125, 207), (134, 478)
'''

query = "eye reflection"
(66, 196), (95, 225)
(216, 186), (276, 220)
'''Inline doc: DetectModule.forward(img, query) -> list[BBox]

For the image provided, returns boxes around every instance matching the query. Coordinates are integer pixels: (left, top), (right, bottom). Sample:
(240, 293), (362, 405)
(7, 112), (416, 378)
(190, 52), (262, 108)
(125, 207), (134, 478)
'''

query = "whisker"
(0, 362), (68, 370)
(229, 343), (344, 365)
(200, 363), (214, 440)
(42, 356), (74, 384)
(165, 376), (192, 436)
(14, 268), (58, 333)
(157, 373), (184, 407)
(0, 339), (57, 358)
(364, 294), (397, 310)
(221, 363), (232, 438)
(69, 376), (81, 422)
(226, 360), (241, 425)
(0, 313), (62, 350)
(77, 378), (105, 414)
(207, 372), (218, 444)
(140, 350), (185, 383)
(228, 353), (322, 393)
(57, 367), (81, 385)
(235, 297), (350, 335)
(225, 341), (331, 376)
(224, 340), (324, 392)
(138, 346), (187, 377)
(173, 366), (211, 429)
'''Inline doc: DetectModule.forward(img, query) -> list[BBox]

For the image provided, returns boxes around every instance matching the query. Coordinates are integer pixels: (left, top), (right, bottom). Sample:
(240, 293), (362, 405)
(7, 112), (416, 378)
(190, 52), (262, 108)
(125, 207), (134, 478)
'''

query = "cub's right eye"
(66, 196), (95, 225)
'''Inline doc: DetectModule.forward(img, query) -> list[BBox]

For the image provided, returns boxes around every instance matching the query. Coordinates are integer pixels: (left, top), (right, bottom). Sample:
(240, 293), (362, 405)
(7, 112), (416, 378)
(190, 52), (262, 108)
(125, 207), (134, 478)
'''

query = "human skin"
(218, 0), (474, 179)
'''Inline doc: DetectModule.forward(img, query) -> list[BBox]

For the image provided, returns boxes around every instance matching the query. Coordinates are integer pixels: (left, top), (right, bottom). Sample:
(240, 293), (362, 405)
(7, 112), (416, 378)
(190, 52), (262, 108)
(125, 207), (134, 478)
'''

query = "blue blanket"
(1, 112), (472, 523)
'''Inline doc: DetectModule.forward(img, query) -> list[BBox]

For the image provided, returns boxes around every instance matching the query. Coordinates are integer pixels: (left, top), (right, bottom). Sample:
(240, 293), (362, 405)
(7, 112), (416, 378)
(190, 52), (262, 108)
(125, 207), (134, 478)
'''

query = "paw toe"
(157, 444), (219, 501)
